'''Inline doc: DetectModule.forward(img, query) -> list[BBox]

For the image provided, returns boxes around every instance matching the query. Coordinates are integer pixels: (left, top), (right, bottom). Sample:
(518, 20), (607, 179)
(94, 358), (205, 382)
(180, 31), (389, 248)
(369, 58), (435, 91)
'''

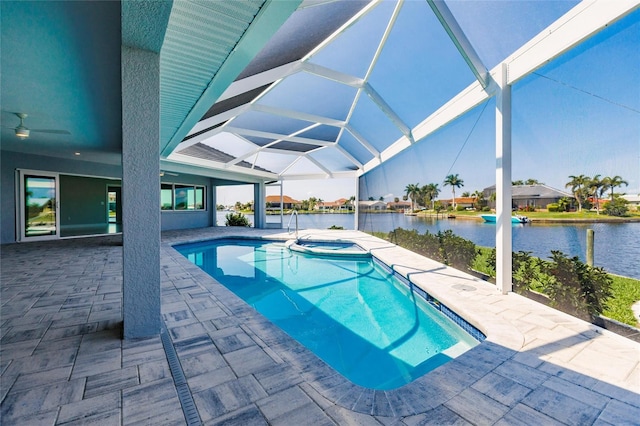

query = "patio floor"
(1, 227), (638, 425)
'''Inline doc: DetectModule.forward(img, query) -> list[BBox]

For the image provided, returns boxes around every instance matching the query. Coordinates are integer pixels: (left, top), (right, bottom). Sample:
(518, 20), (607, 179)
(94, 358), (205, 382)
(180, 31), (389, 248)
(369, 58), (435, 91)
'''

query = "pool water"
(176, 238), (479, 389)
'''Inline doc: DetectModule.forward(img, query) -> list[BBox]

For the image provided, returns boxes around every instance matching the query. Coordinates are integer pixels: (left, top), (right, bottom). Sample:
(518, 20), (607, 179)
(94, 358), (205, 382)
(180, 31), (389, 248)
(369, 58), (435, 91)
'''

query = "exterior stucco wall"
(0, 150), (122, 244)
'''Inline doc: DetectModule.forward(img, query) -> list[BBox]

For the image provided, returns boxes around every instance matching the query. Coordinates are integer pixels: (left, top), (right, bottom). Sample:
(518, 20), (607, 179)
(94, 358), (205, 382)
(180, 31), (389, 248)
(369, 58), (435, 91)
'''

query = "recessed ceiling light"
(74, 152), (81, 156)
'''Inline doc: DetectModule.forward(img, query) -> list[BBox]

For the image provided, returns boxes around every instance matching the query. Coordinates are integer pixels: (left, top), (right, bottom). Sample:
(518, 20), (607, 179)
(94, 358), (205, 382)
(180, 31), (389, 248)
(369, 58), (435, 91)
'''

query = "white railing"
(287, 209), (298, 239)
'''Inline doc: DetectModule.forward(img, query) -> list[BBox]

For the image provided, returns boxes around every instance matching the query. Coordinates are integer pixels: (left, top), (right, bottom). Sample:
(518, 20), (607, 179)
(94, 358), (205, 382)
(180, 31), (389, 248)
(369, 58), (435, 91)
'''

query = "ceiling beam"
(300, 62), (365, 88)
(505, 0), (640, 84)
(345, 125), (381, 158)
(361, 78), (490, 174)
(278, 170), (358, 180)
(167, 153), (278, 180)
(186, 104), (251, 138)
(218, 61), (302, 102)
(364, 83), (414, 143)
(333, 144), (364, 169)
(305, 154), (333, 177)
(301, 0), (382, 61)
(251, 104), (346, 128)
(427, 0), (489, 89)
(223, 126), (334, 147)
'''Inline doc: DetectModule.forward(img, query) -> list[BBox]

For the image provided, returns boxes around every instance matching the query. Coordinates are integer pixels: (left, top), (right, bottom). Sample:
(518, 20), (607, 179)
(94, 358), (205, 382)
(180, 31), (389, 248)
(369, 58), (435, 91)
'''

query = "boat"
(480, 214), (529, 224)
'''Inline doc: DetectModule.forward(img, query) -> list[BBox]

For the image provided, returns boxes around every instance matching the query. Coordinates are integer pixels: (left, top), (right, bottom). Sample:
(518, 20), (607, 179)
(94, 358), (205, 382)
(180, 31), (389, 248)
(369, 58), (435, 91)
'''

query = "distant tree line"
(566, 174), (629, 216)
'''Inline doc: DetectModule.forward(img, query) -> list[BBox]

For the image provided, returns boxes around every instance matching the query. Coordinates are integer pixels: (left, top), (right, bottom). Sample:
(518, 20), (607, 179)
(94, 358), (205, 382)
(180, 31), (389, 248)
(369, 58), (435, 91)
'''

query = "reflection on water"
(216, 212), (640, 279)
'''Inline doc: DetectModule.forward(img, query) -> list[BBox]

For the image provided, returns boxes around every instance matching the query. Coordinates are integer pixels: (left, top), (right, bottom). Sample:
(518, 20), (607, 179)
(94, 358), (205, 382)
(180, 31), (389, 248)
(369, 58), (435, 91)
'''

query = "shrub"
(225, 212), (250, 227)
(437, 230), (477, 271)
(455, 205), (466, 211)
(481, 206), (491, 212)
(389, 228), (442, 263)
(391, 228), (478, 270)
(547, 203), (559, 212)
(539, 250), (613, 320)
(328, 225), (344, 230)
(486, 250), (543, 294)
(603, 196), (629, 217)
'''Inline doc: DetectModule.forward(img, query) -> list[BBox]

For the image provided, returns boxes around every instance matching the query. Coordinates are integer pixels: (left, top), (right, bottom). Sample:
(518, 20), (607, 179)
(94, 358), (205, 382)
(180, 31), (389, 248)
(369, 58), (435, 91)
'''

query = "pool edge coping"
(161, 229), (530, 415)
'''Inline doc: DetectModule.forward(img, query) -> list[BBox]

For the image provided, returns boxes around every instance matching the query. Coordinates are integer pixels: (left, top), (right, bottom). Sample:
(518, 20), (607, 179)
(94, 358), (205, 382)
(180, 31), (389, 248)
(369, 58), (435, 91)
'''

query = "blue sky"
(219, 3), (639, 204)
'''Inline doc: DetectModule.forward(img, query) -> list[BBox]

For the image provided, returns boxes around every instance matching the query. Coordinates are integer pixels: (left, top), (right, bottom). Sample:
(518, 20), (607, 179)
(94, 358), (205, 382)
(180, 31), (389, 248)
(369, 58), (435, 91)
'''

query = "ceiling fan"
(3, 112), (71, 139)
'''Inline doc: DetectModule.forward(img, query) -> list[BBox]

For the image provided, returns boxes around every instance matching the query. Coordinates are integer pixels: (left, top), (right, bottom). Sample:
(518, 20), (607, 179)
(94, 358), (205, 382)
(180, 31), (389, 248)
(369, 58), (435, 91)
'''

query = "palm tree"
(525, 178), (541, 185)
(405, 183), (420, 212)
(604, 175), (628, 201)
(558, 197), (571, 212)
(421, 183), (440, 210)
(565, 174), (589, 212)
(308, 197), (318, 211)
(472, 190), (484, 210)
(588, 175), (606, 214)
(443, 174), (464, 209)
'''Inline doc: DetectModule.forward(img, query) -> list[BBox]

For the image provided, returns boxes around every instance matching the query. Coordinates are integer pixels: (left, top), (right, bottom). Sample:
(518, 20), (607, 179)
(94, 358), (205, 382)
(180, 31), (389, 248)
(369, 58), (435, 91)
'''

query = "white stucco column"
(254, 181), (266, 228)
(496, 63), (513, 294)
(354, 177), (360, 230)
(121, 46), (162, 337)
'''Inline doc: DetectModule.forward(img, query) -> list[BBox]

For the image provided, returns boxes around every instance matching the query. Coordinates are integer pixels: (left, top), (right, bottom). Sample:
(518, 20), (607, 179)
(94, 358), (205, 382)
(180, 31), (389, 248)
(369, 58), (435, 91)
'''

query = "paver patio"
(1, 228), (638, 425)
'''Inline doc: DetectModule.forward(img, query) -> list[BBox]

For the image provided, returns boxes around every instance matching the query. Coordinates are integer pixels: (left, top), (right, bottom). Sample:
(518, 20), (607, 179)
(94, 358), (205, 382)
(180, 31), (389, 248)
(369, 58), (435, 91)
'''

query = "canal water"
(217, 211), (640, 279)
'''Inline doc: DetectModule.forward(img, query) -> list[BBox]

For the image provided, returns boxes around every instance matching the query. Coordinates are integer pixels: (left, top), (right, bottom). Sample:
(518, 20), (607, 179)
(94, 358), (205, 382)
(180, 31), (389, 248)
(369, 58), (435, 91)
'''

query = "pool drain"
(452, 284), (477, 291)
(161, 325), (202, 426)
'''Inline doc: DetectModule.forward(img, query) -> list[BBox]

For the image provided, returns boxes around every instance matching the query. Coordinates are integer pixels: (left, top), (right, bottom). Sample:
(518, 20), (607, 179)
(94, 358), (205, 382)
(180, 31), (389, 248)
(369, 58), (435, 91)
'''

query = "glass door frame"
(17, 169), (60, 242)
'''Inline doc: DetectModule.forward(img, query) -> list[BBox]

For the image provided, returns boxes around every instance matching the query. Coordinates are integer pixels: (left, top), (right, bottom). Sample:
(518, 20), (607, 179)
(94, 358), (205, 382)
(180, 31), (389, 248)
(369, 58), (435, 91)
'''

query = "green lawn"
(603, 275), (640, 325)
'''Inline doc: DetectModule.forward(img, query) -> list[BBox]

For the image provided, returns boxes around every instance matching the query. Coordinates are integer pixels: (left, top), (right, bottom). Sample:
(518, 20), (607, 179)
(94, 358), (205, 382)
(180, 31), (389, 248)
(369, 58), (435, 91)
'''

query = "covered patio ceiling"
(161, 0), (638, 182)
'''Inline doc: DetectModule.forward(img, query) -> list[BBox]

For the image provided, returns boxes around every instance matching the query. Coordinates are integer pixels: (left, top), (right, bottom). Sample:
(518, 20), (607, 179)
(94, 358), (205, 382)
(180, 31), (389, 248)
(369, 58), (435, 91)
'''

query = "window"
(161, 184), (173, 210)
(160, 183), (206, 210)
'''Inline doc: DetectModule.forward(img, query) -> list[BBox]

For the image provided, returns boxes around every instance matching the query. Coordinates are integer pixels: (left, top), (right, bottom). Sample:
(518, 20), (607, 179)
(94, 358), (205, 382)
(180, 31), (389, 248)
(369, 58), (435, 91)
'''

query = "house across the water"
(483, 184), (573, 210)
(265, 195), (302, 210)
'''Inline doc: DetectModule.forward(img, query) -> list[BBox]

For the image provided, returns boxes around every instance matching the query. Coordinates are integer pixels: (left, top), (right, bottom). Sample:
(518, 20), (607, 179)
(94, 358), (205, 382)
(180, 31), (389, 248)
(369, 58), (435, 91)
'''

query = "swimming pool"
(176, 238), (480, 389)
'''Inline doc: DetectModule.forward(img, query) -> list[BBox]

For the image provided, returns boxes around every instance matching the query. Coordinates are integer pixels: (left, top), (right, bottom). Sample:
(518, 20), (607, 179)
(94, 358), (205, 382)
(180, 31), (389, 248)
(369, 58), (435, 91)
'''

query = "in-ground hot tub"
(285, 239), (370, 257)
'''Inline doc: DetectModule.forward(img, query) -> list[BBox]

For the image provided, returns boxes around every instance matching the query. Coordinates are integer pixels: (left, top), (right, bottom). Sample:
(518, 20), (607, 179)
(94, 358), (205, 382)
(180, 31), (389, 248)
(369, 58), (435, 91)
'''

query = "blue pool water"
(176, 238), (479, 389)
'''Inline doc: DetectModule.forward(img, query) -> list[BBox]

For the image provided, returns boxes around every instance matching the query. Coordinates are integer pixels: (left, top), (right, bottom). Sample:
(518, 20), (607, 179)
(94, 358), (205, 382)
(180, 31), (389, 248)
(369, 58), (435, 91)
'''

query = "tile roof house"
(265, 195), (301, 210)
(386, 200), (412, 210)
(358, 200), (386, 211)
(317, 198), (353, 211)
(439, 197), (476, 209)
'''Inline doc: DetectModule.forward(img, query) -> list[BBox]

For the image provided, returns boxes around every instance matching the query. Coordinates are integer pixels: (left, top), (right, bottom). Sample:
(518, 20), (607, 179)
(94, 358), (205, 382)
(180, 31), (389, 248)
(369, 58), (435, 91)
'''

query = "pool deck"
(1, 227), (639, 425)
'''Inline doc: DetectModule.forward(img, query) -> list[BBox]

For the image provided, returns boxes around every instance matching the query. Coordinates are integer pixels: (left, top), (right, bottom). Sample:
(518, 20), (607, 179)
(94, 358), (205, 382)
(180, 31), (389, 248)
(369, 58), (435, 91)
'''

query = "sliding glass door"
(19, 170), (59, 240)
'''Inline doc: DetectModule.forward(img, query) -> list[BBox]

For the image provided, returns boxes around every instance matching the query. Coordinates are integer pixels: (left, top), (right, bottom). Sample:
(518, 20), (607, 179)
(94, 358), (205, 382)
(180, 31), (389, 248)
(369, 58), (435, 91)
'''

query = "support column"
(354, 177), (360, 230)
(122, 46), (161, 338)
(210, 182), (216, 227)
(496, 63), (513, 294)
(254, 182), (266, 228)
(279, 181), (284, 227)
